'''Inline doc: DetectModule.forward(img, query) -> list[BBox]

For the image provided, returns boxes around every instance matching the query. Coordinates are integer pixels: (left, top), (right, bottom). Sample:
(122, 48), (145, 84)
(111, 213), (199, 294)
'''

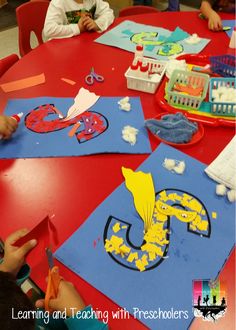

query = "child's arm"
(43, 0), (82, 39)
(0, 115), (18, 140)
(200, 0), (223, 31)
(93, 0), (114, 32)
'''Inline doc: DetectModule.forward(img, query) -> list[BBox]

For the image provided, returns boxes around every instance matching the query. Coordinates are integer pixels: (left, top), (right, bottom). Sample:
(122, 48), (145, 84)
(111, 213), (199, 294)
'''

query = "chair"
(0, 54), (19, 77)
(16, 1), (49, 57)
(119, 5), (159, 17)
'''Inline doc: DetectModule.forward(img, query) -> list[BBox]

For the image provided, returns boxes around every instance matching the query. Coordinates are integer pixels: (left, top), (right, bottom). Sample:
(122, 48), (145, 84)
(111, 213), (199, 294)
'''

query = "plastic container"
(209, 77), (236, 117)
(210, 55), (236, 77)
(125, 59), (167, 94)
(166, 69), (209, 110)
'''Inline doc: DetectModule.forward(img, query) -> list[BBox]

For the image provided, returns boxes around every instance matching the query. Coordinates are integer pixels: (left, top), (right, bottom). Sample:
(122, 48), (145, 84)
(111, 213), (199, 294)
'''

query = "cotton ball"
(165, 59), (188, 79)
(118, 97), (129, 105)
(122, 125), (138, 145)
(163, 158), (176, 170)
(173, 161), (186, 174)
(227, 189), (236, 203)
(216, 184), (227, 196)
(119, 102), (131, 111)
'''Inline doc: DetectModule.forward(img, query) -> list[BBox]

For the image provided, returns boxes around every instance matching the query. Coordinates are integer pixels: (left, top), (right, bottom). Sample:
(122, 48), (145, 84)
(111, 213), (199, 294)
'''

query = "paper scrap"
(61, 78), (76, 85)
(0, 73), (45, 93)
(63, 88), (100, 121)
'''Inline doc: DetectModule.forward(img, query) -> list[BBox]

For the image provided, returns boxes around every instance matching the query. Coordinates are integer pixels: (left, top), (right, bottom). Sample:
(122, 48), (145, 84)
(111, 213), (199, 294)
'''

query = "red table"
(0, 11), (235, 330)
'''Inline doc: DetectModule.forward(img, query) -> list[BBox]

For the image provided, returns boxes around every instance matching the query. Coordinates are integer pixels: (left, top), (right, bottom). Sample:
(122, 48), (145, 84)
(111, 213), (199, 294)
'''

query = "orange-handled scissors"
(45, 247), (62, 312)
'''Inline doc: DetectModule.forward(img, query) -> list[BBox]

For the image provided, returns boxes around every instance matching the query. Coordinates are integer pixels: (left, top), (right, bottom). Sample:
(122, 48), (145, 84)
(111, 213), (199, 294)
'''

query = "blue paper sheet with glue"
(55, 143), (235, 329)
(95, 20), (210, 60)
(0, 92), (151, 159)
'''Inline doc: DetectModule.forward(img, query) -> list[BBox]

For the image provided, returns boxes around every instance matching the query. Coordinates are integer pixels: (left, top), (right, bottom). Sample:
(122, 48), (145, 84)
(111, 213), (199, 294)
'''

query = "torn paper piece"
(61, 78), (76, 85)
(63, 88), (100, 121)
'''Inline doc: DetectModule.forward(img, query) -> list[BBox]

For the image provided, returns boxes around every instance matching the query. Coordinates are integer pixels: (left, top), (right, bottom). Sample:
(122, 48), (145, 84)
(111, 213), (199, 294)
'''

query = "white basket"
(125, 59), (167, 94)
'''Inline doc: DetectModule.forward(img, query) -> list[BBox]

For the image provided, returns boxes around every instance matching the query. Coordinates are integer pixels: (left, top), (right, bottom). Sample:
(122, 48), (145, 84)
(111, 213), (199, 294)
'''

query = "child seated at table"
(43, 0), (114, 39)
(0, 229), (108, 329)
(200, 0), (235, 31)
(0, 114), (18, 140)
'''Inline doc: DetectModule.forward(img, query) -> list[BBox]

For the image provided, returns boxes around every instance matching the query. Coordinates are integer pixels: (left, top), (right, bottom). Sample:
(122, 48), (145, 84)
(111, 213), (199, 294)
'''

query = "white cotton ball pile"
(184, 33), (201, 44)
(227, 189), (236, 203)
(122, 126), (139, 145)
(216, 184), (227, 196)
(165, 59), (188, 79)
(212, 85), (236, 103)
(118, 97), (131, 111)
(163, 158), (186, 174)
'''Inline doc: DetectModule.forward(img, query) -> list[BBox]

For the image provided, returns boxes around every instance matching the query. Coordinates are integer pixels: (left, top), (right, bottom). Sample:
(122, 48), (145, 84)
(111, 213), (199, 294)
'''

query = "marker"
(223, 26), (231, 31)
(0, 112), (23, 140)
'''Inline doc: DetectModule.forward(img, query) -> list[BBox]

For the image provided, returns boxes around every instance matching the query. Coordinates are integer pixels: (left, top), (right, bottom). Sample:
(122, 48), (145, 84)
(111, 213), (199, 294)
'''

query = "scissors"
(45, 247), (62, 312)
(85, 67), (104, 85)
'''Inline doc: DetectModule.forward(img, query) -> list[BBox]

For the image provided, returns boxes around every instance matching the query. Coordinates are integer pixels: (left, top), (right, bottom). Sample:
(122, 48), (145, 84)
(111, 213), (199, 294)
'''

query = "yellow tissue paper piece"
(122, 167), (155, 232)
(120, 244), (131, 255)
(135, 259), (146, 272)
(127, 252), (138, 262)
(159, 190), (168, 202)
(104, 235), (124, 254)
(141, 255), (149, 266)
(112, 222), (121, 233)
(212, 212), (217, 219)
(122, 225), (127, 229)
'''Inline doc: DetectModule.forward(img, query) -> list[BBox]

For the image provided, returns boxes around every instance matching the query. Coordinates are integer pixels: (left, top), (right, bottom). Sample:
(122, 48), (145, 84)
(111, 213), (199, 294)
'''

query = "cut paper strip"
(55, 143), (235, 330)
(0, 73), (45, 93)
(122, 167), (155, 232)
(63, 88), (100, 121)
(61, 78), (76, 85)
(163, 27), (190, 43)
(95, 20), (210, 60)
(1, 96), (151, 158)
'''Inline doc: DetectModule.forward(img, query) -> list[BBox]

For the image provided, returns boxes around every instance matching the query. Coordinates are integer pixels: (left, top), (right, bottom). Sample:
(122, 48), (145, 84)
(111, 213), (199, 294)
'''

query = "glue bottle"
(134, 44), (144, 61)
(229, 27), (236, 48)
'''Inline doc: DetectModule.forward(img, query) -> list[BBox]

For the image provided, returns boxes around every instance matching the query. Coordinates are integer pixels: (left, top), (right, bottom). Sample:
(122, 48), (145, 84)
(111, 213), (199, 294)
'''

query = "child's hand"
(0, 115), (18, 139)
(0, 228), (37, 276)
(82, 16), (99, 32)
(78, 17), (86, 33)
(35, 280), (86, 316)
(208, 11), (223, 31)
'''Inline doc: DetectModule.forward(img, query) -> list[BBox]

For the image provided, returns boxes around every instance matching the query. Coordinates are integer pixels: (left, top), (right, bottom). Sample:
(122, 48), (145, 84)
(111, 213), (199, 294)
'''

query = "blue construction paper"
(95, 20), (210, 60)
(0, 96), (151, 159)
(163, 27), (190, 43)
(55, 143), (235, 329)
(222, 20), (235, 38)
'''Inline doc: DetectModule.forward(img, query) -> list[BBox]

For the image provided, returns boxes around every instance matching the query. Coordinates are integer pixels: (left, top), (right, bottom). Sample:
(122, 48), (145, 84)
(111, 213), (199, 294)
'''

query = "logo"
(193, 279), (227, 322)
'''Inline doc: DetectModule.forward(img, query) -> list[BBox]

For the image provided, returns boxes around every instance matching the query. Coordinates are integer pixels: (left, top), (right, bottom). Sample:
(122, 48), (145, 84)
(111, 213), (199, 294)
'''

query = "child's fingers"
(35, 299), (45, 308)
(5, 228), (29, 245)
(17, 239), (37, 258)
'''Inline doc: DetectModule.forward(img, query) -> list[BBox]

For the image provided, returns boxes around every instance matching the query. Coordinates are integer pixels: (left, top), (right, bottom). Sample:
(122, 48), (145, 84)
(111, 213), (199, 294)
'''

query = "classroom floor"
(0, 0), (198, 59)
